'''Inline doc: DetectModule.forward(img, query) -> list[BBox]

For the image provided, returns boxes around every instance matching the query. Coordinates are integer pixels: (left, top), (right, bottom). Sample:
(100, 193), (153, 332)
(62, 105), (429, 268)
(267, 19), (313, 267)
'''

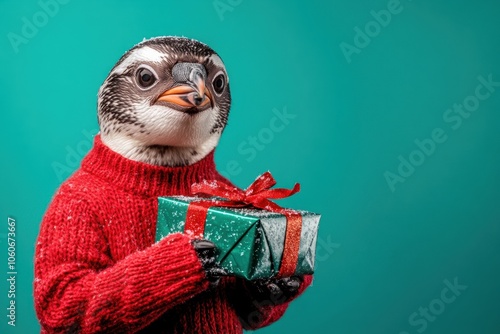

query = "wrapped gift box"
(156, 196), (320, 280)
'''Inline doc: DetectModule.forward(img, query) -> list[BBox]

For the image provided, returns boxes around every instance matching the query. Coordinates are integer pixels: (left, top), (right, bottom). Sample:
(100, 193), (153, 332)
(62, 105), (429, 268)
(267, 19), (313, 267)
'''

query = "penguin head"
(97, 36), (231, 166)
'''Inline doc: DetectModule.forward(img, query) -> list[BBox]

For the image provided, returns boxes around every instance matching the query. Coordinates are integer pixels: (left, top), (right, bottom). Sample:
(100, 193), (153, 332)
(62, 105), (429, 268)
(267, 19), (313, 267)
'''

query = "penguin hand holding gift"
(34, 37), (319, 334)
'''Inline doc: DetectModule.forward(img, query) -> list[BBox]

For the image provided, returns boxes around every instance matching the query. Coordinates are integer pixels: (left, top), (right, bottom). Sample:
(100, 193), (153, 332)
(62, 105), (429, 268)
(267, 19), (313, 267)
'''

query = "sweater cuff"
(148, 233), (209, 293)
(135, 233), (209, 307)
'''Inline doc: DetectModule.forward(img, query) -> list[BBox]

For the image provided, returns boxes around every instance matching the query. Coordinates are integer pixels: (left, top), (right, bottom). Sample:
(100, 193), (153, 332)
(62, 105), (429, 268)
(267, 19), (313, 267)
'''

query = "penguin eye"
(136, 67), (157, 89)
(212, 74), (226, 94)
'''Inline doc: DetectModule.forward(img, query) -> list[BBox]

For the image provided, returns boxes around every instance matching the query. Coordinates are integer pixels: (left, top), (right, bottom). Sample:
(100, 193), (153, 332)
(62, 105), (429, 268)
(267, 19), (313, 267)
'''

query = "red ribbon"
(185, 172), (302, 277)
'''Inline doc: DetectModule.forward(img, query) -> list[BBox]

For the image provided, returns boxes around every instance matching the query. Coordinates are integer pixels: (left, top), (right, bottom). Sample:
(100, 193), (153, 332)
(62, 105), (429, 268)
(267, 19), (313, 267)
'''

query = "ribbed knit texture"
(34, 135), (312, 334)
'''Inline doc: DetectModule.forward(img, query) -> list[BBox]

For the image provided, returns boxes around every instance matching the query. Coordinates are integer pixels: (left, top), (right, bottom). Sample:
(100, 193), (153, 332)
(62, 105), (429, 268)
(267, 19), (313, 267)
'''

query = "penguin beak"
(157, 68), (212, 109)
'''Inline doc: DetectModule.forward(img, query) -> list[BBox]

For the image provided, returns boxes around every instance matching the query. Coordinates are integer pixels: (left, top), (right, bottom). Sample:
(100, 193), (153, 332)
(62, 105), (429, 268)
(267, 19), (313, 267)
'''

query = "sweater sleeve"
(227, 275), (313, 330)
(34, 194), (209, 334)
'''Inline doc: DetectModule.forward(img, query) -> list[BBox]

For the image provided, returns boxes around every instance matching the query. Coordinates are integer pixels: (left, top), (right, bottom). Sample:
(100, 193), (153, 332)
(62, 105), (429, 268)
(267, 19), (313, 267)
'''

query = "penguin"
(97, 36), (231, 166)
(34, 36), (311, 334)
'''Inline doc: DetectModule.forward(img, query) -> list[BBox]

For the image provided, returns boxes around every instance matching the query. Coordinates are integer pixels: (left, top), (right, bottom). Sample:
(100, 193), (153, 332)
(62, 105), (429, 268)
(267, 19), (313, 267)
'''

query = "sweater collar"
(81, 135), (219, 197)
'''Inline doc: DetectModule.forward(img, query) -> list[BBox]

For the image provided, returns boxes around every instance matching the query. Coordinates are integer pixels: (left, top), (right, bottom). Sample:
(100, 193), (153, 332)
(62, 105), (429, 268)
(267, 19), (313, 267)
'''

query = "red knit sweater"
(34, 135), (312, 334)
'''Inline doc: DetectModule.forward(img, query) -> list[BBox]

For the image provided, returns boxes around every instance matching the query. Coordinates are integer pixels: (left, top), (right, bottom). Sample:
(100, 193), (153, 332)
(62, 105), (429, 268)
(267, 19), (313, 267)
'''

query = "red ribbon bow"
(191, 171), (300, 212)
(185, 172), (303, 277)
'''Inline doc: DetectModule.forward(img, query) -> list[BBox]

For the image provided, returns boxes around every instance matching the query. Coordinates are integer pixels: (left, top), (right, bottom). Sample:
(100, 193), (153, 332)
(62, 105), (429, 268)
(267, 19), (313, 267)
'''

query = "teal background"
(1, 0), (499, 333)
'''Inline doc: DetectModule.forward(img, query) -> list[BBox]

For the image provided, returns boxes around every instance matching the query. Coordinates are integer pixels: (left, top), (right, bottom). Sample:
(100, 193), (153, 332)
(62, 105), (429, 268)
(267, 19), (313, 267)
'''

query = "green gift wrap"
(155, 196), (321, 280)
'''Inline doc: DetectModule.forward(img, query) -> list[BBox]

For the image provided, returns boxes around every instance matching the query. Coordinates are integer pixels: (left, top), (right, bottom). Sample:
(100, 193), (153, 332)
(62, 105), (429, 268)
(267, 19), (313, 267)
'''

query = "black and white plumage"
(97, 36), (231, 166)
